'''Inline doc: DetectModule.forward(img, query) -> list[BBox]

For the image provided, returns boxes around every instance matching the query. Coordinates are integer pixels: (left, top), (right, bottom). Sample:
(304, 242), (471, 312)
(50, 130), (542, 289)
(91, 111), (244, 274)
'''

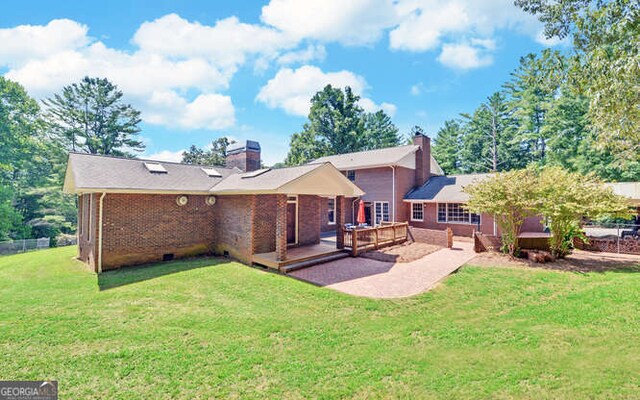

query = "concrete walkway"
(289, 241), (476, 299)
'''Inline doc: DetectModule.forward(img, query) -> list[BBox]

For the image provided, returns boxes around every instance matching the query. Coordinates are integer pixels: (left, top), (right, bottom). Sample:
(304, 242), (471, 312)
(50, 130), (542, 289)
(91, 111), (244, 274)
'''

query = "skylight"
(241, 168), (271, 179)
(201, 167), (222, 177)
(144, 162), (167, 173)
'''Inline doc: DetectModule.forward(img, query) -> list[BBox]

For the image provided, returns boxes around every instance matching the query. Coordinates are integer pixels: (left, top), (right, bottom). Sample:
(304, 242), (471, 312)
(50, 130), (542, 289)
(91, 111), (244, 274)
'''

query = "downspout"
(98, 192), (106, 274)
(390, 166), (396, 222)
(352, 198), (359, 224)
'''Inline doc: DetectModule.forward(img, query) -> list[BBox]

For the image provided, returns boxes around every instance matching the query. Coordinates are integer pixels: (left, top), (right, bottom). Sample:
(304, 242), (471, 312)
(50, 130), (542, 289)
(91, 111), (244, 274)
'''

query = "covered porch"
(248, 164), (364, 272)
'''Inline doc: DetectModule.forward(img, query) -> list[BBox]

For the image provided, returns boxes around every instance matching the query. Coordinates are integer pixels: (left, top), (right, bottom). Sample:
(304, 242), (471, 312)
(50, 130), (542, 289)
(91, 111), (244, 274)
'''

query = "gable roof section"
(63, 153), (364, 197)
(404, 174), (492, 203)
(309, 145), (444, 175)
(210, 162), (364, 196)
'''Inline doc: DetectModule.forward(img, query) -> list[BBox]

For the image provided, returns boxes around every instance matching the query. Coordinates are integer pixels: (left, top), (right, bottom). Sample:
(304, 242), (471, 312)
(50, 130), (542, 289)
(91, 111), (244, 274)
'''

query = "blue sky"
(0, 0), (560, 165)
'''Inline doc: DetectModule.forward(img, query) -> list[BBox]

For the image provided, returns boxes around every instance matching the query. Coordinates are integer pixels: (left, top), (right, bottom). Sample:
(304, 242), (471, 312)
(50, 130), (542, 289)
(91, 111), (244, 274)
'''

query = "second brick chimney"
(413, 133), (431, 187)
(226, 140), (261, 172)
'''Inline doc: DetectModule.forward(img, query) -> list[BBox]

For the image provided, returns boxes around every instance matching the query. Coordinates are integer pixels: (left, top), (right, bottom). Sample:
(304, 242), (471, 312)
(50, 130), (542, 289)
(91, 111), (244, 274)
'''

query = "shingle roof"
(64, 153), (239, 193)
(210, 164), (324, 192)
(309, 145), (443, 174)
(404, 174), (492, 202)
(63, 152), (364, 197)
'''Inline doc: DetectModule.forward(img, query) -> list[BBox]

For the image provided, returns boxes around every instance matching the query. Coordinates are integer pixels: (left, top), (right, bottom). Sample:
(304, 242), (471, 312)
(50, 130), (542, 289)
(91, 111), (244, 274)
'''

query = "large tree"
(465, 168), (540, 256)
(285, 85), (399, 165)
(460, 92), (523, 173)
(43, 76), (144, 157)
(515, 0), (639, 159)
(181, 137), (234, 166)
(504, 50), (566, 164)
(432, 120), (463, 175)
(534, 167), (632, 257)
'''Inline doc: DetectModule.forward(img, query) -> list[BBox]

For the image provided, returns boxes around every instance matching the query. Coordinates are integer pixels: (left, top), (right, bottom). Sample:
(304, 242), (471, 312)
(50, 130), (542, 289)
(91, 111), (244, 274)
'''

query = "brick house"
(311, 133), (543, 237)
(63, 142), (363, 273)
(311, 134), (444, 231)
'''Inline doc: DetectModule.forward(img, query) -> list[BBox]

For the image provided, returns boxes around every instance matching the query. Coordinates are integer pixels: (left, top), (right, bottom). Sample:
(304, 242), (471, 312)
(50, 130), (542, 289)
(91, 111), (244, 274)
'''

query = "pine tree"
(43, 76), (144, 157)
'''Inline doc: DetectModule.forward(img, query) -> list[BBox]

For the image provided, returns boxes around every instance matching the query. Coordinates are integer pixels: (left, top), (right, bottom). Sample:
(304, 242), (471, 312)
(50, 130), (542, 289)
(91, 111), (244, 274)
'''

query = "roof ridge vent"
(144, 162), (167, 173)
(201, 167), (222, 177)
(241, 168), (271, 179)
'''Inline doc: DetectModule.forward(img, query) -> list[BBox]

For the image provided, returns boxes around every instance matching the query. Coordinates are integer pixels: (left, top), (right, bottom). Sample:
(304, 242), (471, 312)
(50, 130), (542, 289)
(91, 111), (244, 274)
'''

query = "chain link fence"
(0, 237), (77, 256)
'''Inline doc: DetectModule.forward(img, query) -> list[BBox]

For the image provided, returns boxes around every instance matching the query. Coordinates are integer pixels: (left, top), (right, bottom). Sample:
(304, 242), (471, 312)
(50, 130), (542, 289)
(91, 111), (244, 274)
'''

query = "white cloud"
(390, 1), (470, 51)
(358, 98), (397, 117)
(132, 14), (296, 69)
(0, 19), (89, 66)
(1, 14), (301, 131)
(145, 149), (185, 163)
(277, 44), (327, 65)
(145, 90), (235, 130)
(256, 65), (395, 117)
(261, 0), (397, 45)
(437, 41), (494, 70)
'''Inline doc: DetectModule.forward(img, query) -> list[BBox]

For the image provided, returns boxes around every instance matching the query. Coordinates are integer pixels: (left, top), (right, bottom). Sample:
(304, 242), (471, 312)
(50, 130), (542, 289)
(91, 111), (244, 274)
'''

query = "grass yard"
(1, 247), (639, 399)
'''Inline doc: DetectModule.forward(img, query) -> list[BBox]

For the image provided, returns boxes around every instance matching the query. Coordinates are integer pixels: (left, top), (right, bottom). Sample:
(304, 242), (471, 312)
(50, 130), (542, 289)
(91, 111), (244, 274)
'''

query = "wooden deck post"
(352, 230), (358, 256)
(374, 228), (379, 249)
(275, 194), (287, 261)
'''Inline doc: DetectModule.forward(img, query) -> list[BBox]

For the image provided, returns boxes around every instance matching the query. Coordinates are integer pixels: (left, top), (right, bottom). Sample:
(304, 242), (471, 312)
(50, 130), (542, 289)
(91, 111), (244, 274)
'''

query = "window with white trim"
(437, 203), (481, 225)
(411, 203), (424, 221)
(327, 197), (336, 225)
(374, 201), (390, 225)
(346, 170), (356, 181)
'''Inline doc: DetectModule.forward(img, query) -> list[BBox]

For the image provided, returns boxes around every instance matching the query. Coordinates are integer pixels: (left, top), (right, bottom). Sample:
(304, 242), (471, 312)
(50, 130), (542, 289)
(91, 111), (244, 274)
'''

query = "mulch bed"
(360, 242), (443, 263)
(468, 249), (640, 273)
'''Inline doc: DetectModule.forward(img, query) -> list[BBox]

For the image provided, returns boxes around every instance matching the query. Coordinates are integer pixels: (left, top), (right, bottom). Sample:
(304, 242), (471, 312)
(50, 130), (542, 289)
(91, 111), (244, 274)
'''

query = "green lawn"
(1, 247), (639, 399)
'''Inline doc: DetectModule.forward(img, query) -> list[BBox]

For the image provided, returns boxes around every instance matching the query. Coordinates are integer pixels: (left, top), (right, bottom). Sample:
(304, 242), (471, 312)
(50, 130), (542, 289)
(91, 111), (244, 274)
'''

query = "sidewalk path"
(289, 241), (476, 299)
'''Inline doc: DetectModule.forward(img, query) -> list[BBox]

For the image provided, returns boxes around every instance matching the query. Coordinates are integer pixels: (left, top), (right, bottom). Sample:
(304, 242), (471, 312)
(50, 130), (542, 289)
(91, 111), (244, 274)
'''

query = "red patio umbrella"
(356, 200), (366, 225)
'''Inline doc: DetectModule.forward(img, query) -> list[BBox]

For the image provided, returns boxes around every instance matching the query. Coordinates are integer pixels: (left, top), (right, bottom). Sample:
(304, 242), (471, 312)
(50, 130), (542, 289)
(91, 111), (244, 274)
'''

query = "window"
(374, 201), (390, 225)
(411, 203), (424, 221)
(438, 203), (447, 223)
(327, 197), (336, 225)
(346, 170), (356, 181)
(437, 203), (480, 225)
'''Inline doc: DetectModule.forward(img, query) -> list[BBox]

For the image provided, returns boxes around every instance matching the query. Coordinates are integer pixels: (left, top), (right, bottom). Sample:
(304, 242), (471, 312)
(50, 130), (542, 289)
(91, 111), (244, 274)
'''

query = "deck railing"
(342, 222), (409, 256)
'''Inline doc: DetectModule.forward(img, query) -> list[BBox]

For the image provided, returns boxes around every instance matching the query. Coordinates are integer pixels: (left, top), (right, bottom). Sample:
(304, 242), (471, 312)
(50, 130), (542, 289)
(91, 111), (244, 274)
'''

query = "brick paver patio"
(289, 241), (476, 298)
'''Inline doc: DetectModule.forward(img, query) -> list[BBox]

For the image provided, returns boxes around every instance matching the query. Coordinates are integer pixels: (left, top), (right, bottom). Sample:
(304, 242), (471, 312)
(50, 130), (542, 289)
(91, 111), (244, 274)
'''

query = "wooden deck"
(252, 243), (347, 270)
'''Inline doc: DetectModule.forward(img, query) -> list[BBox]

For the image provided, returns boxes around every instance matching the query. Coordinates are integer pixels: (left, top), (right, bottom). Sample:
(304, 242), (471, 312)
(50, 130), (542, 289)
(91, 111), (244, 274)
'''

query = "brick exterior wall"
(211, 195), (254, 264)
(252, 194), (277, 254)
(298, 195), (321, 245)
(320, 196), (355, 231)
(408, 226), (452, 248)
(100, 193), (218, 270)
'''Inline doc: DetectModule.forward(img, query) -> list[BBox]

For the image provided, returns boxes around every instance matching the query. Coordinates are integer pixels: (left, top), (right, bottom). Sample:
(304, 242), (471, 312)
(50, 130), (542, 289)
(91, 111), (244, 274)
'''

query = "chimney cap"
(227, 140), (261, 154)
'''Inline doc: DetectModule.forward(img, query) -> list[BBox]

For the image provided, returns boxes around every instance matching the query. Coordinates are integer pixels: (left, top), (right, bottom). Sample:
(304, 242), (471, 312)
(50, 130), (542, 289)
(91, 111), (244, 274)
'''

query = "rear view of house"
(64, 142), (363, 273)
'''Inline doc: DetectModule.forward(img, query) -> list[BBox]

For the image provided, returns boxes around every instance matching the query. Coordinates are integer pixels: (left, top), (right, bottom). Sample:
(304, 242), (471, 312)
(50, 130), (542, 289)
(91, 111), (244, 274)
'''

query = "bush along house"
(63, 141), (363, 273)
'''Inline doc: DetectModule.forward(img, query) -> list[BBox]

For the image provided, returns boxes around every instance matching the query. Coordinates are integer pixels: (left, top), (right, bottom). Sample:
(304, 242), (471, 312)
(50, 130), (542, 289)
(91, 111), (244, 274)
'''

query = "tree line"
(0, 77), (145, 242)
(433, 0), (639, 181)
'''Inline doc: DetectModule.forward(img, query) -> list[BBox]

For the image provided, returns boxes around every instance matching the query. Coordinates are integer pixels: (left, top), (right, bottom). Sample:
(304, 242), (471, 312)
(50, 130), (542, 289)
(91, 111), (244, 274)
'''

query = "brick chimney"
(413, 133), (431, 187)
(226, 140), (261, 172)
